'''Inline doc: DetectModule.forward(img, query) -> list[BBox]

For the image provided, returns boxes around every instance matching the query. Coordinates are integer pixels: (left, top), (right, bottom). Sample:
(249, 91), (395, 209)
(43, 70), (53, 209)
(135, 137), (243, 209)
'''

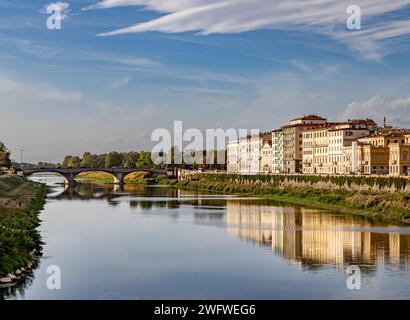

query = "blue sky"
(1, 0), (410, 162)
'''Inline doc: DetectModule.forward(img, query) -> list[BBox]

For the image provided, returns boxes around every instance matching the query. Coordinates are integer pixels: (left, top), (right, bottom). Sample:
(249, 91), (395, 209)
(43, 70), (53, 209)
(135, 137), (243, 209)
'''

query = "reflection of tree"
(76, 187), (95, 199)
(139, 201), (153, 210)
(154, 202), (167, 208)
(130, 201), (139, 208)
(167, 201), (180, 209)
(108, 201), (119, 207)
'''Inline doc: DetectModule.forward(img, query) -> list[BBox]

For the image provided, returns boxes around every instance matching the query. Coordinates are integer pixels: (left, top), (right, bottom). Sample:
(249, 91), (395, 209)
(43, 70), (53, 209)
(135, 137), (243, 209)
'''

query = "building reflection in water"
(226, 200), (410, 272)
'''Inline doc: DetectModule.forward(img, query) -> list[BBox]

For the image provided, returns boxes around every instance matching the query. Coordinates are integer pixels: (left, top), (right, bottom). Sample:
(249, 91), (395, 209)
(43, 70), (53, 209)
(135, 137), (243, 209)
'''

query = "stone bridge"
(19, 168), (174, 186)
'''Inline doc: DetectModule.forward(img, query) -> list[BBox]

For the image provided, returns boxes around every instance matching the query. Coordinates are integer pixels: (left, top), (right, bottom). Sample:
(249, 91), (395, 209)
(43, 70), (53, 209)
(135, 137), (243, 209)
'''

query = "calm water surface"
(1, 174), (410, 299)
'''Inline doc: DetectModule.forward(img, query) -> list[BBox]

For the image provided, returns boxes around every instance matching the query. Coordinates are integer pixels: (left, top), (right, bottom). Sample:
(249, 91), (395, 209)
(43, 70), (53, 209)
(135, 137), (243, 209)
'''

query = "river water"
(1, 174), (410, 299)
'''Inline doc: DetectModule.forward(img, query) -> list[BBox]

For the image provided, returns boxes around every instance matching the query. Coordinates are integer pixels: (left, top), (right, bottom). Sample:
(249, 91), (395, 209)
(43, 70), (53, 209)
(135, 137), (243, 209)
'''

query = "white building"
(227, 133), (270, 174)
(261, 139), (273, 173)
(328, 119), (376, 174)
(249, 135), (262, 174)
(239, 136), (251, 174)
(226, 140), (240, 173)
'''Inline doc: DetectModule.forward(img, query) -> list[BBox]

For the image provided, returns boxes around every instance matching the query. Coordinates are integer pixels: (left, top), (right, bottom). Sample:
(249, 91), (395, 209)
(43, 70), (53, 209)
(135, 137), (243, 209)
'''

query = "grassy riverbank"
(159, 177), (410, 225)
(0, 175), (46, 278)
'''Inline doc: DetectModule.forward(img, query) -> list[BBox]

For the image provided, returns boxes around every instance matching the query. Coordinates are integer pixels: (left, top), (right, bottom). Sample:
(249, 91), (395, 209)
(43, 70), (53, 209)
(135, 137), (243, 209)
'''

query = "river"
(1, 174), (410, 299)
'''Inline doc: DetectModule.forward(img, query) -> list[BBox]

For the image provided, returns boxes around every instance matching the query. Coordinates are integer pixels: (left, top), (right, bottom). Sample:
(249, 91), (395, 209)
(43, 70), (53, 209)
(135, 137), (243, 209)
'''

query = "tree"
(136, 152), (153, 168)
(95, 154), (106, 168)
(62, 156), (73, 168)
(80, 152), (94, 168)
(0, 141), (11, 168)
(122, 152), (138, 168)
(105, 151), (123, 168)
(69, 156), (81, 168)
(62, 156), (81, 168)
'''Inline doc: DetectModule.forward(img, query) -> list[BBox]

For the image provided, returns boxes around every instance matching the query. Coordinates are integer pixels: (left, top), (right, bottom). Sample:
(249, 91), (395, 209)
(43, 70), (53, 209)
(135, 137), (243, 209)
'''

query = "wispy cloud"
(0, 73), (82, 102)
(37, 87), (83, 102)
(0, 36), (62, 58)
(343, 95), (410, 126)
(111, 76), (130, 88)
(88, 0), (410, 60)
(289, 60), (313, 73)
(289, 59), (342, 76)
(95, 54), (162, 67)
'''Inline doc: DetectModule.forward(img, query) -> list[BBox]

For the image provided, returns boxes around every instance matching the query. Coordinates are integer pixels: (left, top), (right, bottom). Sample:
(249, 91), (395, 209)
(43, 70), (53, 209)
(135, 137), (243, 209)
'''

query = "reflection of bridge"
(19, 168), (173, 186)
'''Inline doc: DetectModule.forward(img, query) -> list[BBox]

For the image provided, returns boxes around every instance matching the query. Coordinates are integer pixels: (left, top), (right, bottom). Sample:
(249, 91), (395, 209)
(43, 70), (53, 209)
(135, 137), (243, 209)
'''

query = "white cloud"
(88, 0), (410, 60)
(97, 55), (162, 67)
(343, 95), (410, 127)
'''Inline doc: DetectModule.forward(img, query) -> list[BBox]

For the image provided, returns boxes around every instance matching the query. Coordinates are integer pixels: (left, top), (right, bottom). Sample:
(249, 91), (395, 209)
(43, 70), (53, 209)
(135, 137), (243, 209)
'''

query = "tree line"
(62, 151), (157, 169)
(61, 148), (226, 170)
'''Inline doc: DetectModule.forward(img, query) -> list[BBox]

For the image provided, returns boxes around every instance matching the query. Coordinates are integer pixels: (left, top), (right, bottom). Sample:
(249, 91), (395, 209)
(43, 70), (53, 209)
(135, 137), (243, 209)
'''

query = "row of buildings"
(227, 115), (410, 176)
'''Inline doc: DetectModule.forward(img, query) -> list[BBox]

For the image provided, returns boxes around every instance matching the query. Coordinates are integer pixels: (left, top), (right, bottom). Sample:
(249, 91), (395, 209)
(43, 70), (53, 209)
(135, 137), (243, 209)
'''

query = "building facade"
(328, 120), (377, 174)
(272, 129), (284, 174)
(249, 134), (262, 174)
(226, 140), (239, 173)
(389, 133), (410, 176)
(302, 126), (329, 174)
(226, 116), (410, 177)
(226, 132), (272, 174)
(283, 115), (327, 174)
(238, 136), (251, 174)
(357, 129), (407, 175)
(261, 138), (273, 173)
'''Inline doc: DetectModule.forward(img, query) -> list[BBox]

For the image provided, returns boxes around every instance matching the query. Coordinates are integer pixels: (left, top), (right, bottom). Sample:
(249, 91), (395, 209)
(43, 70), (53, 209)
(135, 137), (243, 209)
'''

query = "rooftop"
(290, 114), (327, 122)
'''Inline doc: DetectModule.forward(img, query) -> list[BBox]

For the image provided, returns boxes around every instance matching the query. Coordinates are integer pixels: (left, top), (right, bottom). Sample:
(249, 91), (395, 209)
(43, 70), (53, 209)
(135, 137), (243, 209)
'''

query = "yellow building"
(357, 129), (408, 175)
(389, 134), (410, 176)
(302, 126), (329, 174)
(283, 115), (327, 174)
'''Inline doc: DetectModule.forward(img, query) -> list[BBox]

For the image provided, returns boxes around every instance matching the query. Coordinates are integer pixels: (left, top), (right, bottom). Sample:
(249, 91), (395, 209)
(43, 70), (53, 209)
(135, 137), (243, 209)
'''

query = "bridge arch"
(21, 168), (172, 186)
(23, 169), (78, 186)
(72, 169), (123, 185)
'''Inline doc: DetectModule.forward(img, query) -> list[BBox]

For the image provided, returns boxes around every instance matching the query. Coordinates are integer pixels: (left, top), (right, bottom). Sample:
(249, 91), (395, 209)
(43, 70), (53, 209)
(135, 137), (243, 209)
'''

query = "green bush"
(0, 183), (45, 277)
